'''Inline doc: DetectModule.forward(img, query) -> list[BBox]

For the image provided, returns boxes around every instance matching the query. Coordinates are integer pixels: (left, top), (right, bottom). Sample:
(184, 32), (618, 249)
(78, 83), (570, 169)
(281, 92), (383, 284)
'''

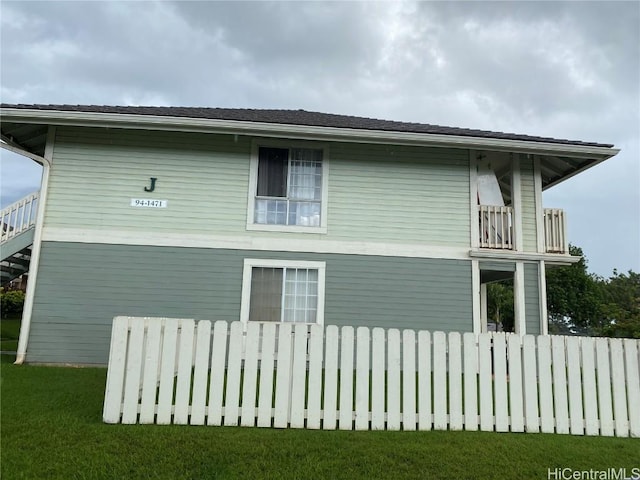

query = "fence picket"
(566, 337), (584, 435)
(522, 335), (539, 433)
(139, 320), (163, 424)
(417, 331), (432, 431)
(190, 320), (212, 425)
(387, 329), (401, 430)
(207, 321), (228, 426)
(339, 326), (355, 430)
(433, 331), (447, 430)
(493, 334), (509, 432)
(290, 324), (309, 428)
(596, 337), (614, 436)
(122, 319), (145, 424)
(537, 335), (554, 433)
(103, 316), (130, 424)
(401, 330), (416, 431)
(355, 327), (371, 430)
(274, 323), (293, 428)
(257, 323), (276, 428)
(623, 339), (640, 437)
(507, 334), (524, 432)
(462, 332), (478, 431)
(552, 336), (569, 434)
(156, 320), (178, 425)
(371, 328), (386, 430)
(322, 325), (339, 430)
(448, 332), (462, 431)
(580, 337), (599, 436)
(610, 339), (629, 437)
(240, 321), (261, 427)
(478, 334), (493, 431)
(174, 320), (195, 425)
(224, 321), (244, 426)
(306, 324), (324, 429)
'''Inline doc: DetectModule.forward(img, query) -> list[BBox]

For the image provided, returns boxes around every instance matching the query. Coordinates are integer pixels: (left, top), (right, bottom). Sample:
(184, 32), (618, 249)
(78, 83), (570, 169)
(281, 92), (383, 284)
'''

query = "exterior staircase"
(1, 192), (39, 286)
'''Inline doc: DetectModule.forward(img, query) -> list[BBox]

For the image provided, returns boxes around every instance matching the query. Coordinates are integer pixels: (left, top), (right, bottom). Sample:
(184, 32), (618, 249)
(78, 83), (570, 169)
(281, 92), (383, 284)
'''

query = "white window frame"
(240, 258), (326, 326)
(246, 139), (329, 234)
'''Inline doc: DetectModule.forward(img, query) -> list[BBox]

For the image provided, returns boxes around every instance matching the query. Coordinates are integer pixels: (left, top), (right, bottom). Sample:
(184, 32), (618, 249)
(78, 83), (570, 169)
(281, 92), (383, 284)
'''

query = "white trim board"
(469, 249), (581, 265)
(41, 227), (471, 260)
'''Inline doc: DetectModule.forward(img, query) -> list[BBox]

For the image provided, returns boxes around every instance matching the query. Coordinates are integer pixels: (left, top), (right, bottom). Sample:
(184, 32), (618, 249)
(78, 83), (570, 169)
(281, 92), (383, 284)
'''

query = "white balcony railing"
(478, 205), (513, 250)
(544, 208), (567, 254)
(0, 192), (39, 244)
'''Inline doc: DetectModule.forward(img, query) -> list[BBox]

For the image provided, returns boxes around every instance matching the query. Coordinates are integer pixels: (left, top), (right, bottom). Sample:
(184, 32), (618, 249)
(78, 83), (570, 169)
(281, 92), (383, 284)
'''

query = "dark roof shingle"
(0, 103), (614, 148)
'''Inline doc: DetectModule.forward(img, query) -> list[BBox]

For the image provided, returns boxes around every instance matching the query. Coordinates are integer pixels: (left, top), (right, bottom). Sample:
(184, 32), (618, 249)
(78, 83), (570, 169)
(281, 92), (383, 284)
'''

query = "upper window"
(247, 142), (328, 233)
(240, 259), (326, 325)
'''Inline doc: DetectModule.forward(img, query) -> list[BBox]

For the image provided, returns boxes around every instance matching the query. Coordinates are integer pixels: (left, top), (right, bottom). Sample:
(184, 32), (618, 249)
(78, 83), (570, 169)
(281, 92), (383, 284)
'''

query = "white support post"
(539, 260), (548, 335)
(514, 262), (526, 335)
(480, 283), (488, 333)
(472, 260), (481, 334)
(511, 154), (523, 252)
(15, 127), (55, 365)
(469, 150), (479, 249)
(533, 156), (545, 253)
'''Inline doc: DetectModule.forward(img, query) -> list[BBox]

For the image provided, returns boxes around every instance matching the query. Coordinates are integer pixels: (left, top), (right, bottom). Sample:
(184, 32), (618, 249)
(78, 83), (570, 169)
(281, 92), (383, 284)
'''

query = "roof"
(0, 103), (620, 190)
(0, 103), (614, 148)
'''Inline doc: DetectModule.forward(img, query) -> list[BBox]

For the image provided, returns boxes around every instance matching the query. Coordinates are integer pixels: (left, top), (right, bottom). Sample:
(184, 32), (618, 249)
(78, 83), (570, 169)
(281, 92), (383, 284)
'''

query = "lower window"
(241, 259), (326, 325)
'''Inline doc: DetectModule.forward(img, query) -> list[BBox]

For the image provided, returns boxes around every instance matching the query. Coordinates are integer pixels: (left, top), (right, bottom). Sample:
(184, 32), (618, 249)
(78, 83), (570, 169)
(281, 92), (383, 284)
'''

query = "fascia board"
(0, 108), (619, 161)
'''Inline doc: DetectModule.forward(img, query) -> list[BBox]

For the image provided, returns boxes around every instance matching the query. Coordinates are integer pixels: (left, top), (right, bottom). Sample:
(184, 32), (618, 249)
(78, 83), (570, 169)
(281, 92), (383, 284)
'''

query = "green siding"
(28, 241), (473, 364)
(524, 262), (541, 335)
(520, 156), (537, 252)
(45, 127), (470, 247)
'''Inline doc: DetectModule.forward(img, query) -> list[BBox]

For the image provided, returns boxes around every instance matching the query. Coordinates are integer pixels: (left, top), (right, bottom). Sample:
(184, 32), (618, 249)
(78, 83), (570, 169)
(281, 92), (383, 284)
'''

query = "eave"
(1, 107), (619, 188)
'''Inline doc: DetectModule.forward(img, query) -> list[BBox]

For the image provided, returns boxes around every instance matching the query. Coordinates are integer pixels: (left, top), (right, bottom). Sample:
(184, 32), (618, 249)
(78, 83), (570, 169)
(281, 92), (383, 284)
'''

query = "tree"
(598, 270), (640, 338)
(545, 245), (605, 335)
(486, 282), (514, 332)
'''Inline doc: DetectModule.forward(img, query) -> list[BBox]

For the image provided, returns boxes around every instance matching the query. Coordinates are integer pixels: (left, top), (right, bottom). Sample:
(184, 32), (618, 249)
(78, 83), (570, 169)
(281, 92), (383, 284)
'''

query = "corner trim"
(15, 126), (56, 364)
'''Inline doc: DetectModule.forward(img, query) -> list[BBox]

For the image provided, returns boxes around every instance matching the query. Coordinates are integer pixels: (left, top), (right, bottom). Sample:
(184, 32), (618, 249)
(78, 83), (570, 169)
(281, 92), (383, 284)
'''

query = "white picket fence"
(103, 317), (640, 437)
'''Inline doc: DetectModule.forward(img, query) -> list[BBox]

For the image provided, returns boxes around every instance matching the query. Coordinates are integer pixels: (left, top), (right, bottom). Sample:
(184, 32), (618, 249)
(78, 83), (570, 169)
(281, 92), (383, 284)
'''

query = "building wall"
(44, 127), (471, 247)
(27, 241), (473, 364)
(524, 262), (541, 335)
(520, 156), (538, 252)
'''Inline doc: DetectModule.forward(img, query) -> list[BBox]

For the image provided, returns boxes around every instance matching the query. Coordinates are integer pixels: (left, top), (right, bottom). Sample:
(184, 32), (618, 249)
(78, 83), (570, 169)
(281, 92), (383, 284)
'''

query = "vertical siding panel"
(520, 156), (537, 251)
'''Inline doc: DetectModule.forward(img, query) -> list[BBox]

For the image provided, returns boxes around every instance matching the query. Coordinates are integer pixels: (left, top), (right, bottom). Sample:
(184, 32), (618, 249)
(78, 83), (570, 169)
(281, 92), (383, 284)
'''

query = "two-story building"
(0, 105), (619, 365)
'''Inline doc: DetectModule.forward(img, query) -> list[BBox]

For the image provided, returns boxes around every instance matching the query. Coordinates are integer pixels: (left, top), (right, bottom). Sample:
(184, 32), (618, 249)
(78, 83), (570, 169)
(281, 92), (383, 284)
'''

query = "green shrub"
(1, 289), (25, 318)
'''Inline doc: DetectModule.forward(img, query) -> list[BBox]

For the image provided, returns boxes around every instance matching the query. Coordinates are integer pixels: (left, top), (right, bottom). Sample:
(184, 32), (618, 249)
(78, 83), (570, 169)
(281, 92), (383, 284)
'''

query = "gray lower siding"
(28, 242), (473, 364)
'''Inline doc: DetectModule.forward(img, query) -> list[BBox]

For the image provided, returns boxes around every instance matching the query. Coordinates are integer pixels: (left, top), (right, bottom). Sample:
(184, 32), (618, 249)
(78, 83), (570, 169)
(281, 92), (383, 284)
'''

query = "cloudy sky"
(1, 1), (638, 276)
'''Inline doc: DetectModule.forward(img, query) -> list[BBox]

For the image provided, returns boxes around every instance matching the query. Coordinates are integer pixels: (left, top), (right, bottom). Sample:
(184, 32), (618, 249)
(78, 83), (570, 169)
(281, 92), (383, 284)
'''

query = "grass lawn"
(1, 354), (638, 480)
(0, 316), (21, 351)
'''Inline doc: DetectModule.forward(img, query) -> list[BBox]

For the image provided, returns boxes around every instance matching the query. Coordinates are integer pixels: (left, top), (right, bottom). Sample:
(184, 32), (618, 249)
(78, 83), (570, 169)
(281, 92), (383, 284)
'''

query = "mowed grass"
(1, 355), (638, 480)
(0, 317), (20, 351)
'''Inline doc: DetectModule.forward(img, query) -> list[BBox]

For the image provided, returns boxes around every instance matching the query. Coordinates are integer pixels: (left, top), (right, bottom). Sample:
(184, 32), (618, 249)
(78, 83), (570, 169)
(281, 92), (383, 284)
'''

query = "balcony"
(478, 205), (567, 254)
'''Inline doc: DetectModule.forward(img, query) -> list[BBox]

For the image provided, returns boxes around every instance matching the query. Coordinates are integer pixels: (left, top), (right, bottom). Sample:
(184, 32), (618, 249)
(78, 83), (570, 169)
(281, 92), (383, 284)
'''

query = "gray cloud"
(1, 0), (638, 275)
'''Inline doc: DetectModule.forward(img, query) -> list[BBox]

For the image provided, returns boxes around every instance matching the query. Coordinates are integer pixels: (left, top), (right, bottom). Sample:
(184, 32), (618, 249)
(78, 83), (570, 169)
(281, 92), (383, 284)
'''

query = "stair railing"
(0, 192), (39, 243)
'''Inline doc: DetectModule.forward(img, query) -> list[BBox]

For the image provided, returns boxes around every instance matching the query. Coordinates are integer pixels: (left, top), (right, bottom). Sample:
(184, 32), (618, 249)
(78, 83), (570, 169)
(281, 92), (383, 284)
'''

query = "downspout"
(7, 126), (56, 364)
